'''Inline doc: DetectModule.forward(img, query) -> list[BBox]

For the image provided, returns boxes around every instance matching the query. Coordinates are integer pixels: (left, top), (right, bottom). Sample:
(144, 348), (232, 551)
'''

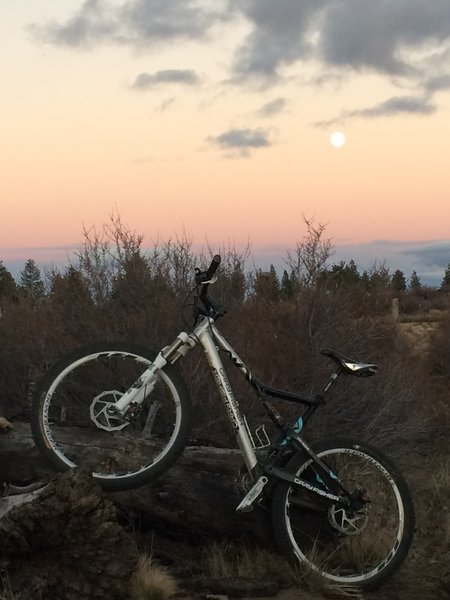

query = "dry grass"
(130, 555), (177, 600)
(203, 540), (369, 599)
(205, 539), (301, 586)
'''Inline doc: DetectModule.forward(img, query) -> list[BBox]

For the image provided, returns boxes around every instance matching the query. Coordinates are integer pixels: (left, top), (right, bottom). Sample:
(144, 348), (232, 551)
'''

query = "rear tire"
(271, 438), (414, 590)
(31, 342), (192, 491)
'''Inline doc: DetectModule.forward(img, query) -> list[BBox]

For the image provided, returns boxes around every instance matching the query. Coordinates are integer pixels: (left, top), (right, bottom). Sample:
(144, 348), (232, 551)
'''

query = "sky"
(1, 1), (450, 285)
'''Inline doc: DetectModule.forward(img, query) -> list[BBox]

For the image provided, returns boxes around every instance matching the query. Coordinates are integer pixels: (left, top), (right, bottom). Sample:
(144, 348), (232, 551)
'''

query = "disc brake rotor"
(90, 390), (128, 431)
(328, 502), (369, 536)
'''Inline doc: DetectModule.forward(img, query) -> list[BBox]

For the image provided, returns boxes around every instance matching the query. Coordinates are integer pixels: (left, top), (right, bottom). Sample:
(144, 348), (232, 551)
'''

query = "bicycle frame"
(112, 315), (346, 503)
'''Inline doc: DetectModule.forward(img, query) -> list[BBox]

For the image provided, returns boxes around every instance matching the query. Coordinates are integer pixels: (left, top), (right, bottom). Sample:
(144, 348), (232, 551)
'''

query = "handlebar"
(205, 254), (221, 280)
(194, 254), (224, 319)
(195, 254), (221, 285)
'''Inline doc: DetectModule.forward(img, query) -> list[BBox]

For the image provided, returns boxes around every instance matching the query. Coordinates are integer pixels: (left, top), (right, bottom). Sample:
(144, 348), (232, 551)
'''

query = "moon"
(330, 131), (346, 148)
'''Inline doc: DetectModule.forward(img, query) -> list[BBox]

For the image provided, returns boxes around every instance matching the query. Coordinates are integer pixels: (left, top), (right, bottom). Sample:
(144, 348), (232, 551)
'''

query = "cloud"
(208, 128), (272, 156)
(29, 0), (226, 48)
(131, 69), (201, 90)
(349, 95), (436, 118)
(315, 94), (436, 127)
(401, 240), (450, 268)
(29, 0), (120, 48)
(29, 1), (450, 121)
(256, 97), (287, 117)
(232, 0), (323, 83)
(233, 1), (450, 83)
(424, 73), (450, 93)
(31, 2), (450, 84)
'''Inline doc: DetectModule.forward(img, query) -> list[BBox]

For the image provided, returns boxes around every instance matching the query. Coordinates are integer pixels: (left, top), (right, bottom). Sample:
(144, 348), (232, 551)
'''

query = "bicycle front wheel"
(272, 438), (414, 590)
(31, 342), (192, 491)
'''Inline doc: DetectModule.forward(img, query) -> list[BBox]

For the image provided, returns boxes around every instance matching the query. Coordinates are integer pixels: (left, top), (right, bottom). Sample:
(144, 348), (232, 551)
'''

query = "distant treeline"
(0, 215), (448, 454)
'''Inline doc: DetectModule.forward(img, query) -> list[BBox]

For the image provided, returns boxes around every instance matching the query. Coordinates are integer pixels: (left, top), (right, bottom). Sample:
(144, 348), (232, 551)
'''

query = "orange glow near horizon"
(1, 3), (449, 266)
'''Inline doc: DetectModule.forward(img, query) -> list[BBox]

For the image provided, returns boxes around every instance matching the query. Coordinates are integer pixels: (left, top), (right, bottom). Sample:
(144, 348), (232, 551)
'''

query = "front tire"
(271, 438), (414, 590)
(31, 342), (192, 490)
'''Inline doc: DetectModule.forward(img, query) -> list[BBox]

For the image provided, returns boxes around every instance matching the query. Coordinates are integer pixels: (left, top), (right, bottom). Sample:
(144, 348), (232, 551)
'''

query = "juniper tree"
(280, 269), (295, 300)
(391, 269), (407, 293)
(19, 259), (45, 301)
(0, 261), (17, 299)
(327, 259), (361, 287)
(441, 263), (450, 290)
(409, 270), (421, 290)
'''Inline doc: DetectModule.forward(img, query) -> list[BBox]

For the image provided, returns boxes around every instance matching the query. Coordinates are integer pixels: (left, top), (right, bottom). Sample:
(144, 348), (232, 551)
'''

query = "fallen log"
(0, 422), (273, 544)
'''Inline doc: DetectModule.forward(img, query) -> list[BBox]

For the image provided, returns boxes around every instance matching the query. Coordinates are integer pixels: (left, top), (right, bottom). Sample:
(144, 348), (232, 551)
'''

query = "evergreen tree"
(441, 263), (450, 290)
(19, 259), (45, 301)
(391, 269), (407, 293)
(0, 261), (17, 298)
(409, 270), (421, 290)
(50, 265), (92, 305)
(227, 263), (246, 303)
(360, 270), (371, 291)
(280, 269), (295, 300)
(253, 265), (280, 302)
(327, 260), (361, 287)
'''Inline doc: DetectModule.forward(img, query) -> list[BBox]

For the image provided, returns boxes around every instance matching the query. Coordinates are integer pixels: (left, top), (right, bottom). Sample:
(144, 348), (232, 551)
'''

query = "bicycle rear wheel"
(31, 342), (192, 490)
(271, 438), (414, 590)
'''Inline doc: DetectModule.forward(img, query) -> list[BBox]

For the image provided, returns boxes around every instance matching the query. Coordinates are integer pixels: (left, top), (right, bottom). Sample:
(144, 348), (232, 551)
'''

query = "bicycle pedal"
(236, 476), (268, 513)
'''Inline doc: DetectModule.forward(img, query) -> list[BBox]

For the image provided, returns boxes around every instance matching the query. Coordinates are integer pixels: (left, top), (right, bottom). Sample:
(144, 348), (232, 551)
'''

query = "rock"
(0, 468), (138, 600)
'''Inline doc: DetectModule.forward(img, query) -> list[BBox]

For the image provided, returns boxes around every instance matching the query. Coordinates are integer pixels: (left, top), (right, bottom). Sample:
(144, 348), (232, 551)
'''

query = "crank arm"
(236, 476), (268, 513)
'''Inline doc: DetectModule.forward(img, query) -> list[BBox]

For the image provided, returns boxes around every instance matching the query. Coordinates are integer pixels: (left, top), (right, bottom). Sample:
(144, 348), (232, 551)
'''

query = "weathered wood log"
(0, 417), (12, 431)
(0, 421), (55, 481)
(0, 468), (138, 600)
(0, 422), (273, 544)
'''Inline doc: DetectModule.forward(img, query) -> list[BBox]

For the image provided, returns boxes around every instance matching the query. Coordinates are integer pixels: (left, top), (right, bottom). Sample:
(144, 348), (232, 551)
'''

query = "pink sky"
(1, 2), (450, 283)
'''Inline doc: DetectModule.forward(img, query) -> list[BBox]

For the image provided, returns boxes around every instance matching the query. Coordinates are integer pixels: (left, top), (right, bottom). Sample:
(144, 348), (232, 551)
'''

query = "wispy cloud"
(348, 95), (436, 118)
(315, 94), (437, 127)
(131, 69), (201, 90)
(256, 97), (287, 117)
(424, 73), (450, 93)
(208, 128), (272, 157)
(29, 0), (227, 48)
(401, 240), (450, 268)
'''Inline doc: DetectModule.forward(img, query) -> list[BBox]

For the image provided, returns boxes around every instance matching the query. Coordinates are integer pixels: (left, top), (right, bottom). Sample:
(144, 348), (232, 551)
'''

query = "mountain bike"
(31, 255), (414, 590)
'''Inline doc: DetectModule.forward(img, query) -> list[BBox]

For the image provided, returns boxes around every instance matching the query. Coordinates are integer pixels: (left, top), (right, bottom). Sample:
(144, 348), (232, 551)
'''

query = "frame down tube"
(197, 322), (258, 473)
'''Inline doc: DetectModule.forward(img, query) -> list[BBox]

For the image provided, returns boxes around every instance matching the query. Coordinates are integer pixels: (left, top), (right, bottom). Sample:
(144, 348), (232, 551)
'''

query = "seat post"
(321, 369), (342, 395)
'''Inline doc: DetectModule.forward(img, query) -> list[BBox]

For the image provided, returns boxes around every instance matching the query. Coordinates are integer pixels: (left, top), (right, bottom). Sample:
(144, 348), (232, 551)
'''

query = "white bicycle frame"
(113, 316), (259, 472)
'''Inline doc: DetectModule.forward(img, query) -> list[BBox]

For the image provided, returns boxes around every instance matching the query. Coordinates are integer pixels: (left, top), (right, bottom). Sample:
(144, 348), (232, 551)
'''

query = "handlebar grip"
(204, 254), (221, 280)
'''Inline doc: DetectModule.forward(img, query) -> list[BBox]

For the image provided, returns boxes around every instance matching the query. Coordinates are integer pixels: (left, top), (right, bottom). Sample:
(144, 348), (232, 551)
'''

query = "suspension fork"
(112, 330), (199, 415)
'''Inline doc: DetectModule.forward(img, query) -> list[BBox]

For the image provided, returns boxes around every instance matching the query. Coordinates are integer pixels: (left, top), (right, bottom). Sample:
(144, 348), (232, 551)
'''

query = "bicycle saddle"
(321, 348), (378, 377)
